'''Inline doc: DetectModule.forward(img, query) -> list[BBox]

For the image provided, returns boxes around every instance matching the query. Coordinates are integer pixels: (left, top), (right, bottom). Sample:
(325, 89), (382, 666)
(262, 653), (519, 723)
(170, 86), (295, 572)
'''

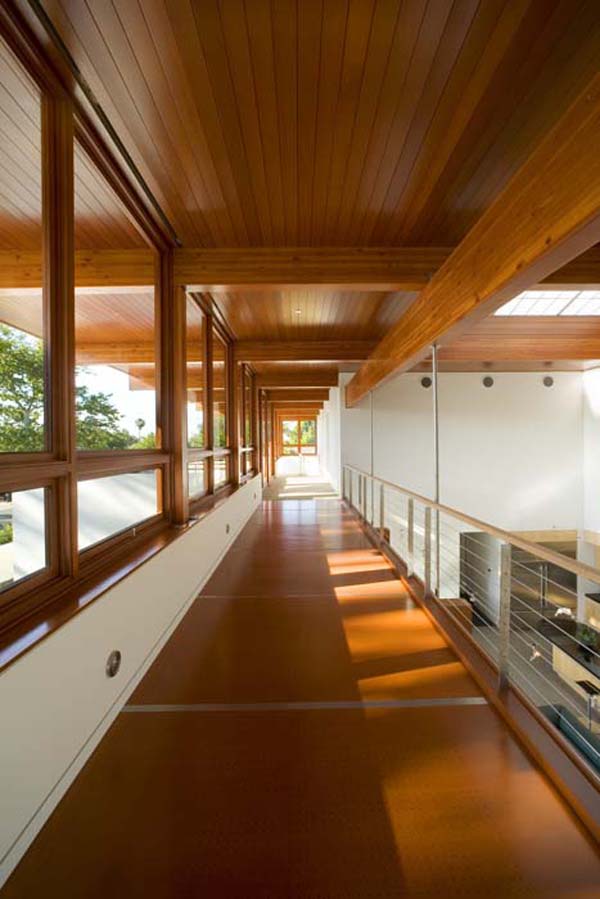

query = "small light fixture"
(529, 644), (542, 663)
(420, 376), (432, 389)
(295, 308), (302, 315)
(483, 376), (494, 388)
(543, 375), (554, 388)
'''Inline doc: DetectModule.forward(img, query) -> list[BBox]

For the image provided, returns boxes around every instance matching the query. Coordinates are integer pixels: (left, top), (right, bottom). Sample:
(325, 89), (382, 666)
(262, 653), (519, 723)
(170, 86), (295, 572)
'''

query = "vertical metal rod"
(407, 497), (414, 576)
(370, 391), (374, 525)
(424, 507), (432, 594)
(349, 469), (353, 509)
(379, 482), (385, 539)
(498, 542), (512, 691)
(432, 344), (440, 595)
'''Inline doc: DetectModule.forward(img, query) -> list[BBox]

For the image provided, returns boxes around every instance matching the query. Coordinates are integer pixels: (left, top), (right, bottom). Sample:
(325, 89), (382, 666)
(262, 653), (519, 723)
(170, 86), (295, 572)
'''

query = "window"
(78, 470), (161, 551)
(239, 363), (255, 477)
(213, 331), (228, 449)
(186, 297), (207, 499)
(74, 143), (157, 451)
(0, 35), (45, 454)
(280, 418), (317, 455)
(0, 486), (47, 592)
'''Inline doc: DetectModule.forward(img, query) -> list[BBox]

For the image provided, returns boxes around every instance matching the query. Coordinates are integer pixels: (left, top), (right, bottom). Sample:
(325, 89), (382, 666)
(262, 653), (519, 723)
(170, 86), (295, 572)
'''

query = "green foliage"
(214, 410), (226, 448)
(0, 523), (13, 545)
(0, 325), (45, 451)
(0, 324), (152, 452)
(189, 425), (204, 448)
(130, 432), (157, 449)
(300, 419), (316, 445)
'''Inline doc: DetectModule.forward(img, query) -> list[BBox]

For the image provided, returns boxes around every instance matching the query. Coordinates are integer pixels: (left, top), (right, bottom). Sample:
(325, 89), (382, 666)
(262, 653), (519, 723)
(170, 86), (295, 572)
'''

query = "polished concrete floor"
(4, 497), (600, 897)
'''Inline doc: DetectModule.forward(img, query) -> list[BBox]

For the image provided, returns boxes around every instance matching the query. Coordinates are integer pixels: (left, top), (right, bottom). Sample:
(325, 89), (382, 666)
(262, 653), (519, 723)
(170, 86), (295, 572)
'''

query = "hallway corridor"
(4, 497), (600, 897)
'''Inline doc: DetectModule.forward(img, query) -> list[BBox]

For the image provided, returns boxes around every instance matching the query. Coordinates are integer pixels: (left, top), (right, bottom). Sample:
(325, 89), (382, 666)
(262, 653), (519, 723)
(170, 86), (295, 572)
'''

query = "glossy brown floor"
(4, 498), (600, 897)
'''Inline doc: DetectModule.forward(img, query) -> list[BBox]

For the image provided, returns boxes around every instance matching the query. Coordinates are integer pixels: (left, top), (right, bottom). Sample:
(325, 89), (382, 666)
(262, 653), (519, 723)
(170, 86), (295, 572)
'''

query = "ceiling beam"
(265, 389), (329, 402)
(271, 405), (323, 415)
(256, 369), (338, 388)
(174, 247), (450, 291)
(440, 316), (600, 361)
(0, 249), (155, 288)
(346, 73), (600, 406)
(174, 246), (600, 292)
(235, 340), (375, 362)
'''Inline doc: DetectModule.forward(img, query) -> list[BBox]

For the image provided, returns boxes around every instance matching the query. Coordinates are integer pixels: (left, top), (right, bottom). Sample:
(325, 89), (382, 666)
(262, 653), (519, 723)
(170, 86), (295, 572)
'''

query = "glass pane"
(244, 368), (252, 445)
(300, 419), (316, 445)
(0, 37), (45, 453)
(187, 298), (205, 448)
(282, 420), (298, 445)
(188, 460), (206, 498)
(74, 142), (156, 450)
(300, 445), (317, 455)
(214, 455), (228, 489)
(0, 486), (46, 591)
(213, 332), (227, 449)
(282, 446), (298, 455)
(78, 470), (160, 550)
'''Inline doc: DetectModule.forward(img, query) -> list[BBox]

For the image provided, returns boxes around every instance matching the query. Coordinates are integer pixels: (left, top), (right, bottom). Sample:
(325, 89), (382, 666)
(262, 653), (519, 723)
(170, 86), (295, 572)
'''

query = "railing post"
(424, 506), (432, 594)
(349, 470), (353, 508)
(379, 482), (385, 539)
(407, 497), (414, 576)
(498, 542), (512, 692)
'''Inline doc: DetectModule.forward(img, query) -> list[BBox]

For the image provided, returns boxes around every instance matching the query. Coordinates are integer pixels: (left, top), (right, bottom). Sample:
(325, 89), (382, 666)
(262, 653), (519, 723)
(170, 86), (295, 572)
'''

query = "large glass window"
(213, 331), (228, 449)
(0, 35), (45, 454)
(0, 486), (47, 592)
(78, 470), (160, 551)
(186, 297), (205, 449)
(281, 418), (317, 455)
(74, 143), (157, 451)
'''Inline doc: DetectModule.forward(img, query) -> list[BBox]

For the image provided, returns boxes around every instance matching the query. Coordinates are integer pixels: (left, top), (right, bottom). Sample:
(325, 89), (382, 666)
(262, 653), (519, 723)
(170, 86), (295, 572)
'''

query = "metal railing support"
(407, 497), (414, 576)
(498, 542), (512, 692)
(379, 482), (385, 538)
(424, 506), (432, 594)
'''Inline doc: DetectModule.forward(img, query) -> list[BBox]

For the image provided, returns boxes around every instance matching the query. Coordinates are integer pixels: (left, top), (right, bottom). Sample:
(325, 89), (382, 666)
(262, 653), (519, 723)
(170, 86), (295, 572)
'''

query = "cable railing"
(342, 464), (600, 780)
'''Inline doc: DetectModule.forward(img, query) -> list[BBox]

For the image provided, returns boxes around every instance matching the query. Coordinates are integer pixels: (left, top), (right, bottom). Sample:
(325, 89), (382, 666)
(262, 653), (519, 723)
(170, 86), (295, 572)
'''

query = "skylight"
(495, 290), (600, 316)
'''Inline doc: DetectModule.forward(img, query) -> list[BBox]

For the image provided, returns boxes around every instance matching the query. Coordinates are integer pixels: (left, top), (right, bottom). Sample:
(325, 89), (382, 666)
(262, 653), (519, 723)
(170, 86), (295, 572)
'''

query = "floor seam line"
(121, 697), (488, 713)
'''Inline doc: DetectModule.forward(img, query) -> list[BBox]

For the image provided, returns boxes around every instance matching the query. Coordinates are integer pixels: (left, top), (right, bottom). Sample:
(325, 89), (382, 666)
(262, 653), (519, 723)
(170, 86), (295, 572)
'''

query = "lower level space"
(4, 497), (600, 898)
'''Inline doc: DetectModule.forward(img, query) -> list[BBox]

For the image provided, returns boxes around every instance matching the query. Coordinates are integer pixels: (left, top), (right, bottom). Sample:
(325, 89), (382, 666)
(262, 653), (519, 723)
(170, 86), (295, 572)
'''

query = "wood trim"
(235, 340), (375, 362)
(347, 73), (600, 405)
(204, 310), (214, 494)
(256, 369), (338, 388)
(43, 91), (77, 579)
(442, 316), (600, 361)
(173, 246), (600, 293)
(265, 389), (329, 402)
(163, 263), (187, 525)
(174, 246), (451, 291)
(0, 249), (155, 288)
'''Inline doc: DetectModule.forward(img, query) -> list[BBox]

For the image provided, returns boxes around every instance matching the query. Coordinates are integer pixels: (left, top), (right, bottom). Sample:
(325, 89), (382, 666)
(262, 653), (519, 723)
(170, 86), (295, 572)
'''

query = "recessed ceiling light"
(295, 308), (302, 315)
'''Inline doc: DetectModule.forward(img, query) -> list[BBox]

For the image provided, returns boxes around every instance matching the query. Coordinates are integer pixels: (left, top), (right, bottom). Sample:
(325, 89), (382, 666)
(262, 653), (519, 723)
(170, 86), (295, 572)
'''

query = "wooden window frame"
(0, 6), (262, 661)
(186, 296), (236, 515)
(278, 417), (318, 457)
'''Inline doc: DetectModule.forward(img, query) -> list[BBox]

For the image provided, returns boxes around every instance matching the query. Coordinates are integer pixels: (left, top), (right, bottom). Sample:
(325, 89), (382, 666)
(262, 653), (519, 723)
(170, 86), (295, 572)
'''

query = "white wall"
(340, 369), (584, 533)
(437, 372), (582, 531)
(318, 386), (341, 491)
(583, 368), (600, 534)
(339, 372), (372, 474)
(0, 476), (262, 887)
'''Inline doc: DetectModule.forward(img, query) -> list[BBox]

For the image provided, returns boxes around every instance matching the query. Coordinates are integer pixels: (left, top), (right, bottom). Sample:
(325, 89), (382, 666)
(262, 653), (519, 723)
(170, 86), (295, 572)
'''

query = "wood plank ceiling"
(39, 0), (600, 248)
(4, 1), (600, 380)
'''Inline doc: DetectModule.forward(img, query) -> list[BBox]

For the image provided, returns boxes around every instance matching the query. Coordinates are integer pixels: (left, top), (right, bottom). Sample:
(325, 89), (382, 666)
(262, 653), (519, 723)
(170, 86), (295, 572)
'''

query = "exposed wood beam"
(1, 245), (599, 293)
(441, 316), (600, 361)
(256, 369), (338, 388)
(347, 73), (600, 406)
(265, 389), (329, 402)
(235, 340), (375, 363)
(174, 247), (450, 291)
(270, 404), (323, 414)
(0, 249), (155, 288)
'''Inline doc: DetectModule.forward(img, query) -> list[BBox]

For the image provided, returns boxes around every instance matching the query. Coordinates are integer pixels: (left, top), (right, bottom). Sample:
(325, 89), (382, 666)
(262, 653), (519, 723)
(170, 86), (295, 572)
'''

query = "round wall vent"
(105, 650), (122, 678)
(482, 376), (494, 388)
(543, 376), (554, 388)
(420, 377), (432, 388)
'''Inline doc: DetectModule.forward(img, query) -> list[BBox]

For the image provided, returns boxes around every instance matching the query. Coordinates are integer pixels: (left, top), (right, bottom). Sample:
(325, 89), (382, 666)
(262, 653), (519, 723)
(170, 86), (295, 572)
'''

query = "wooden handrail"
(344, 464), (600, 585)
